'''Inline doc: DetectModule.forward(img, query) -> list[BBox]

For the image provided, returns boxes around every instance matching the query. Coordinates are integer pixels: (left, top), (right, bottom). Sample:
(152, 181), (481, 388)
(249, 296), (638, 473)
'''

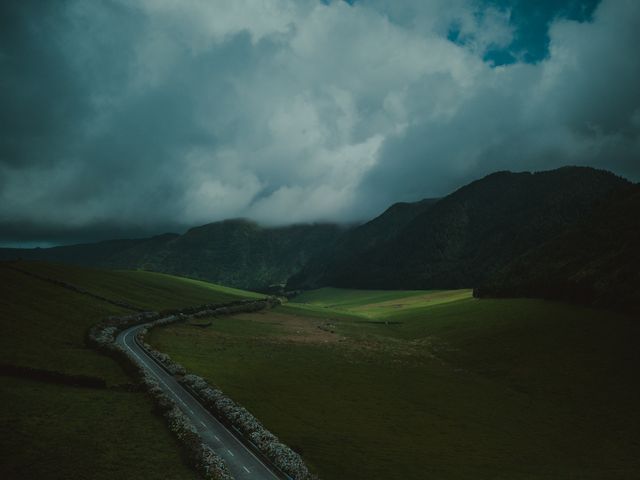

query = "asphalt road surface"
(116, 324), (283, 480)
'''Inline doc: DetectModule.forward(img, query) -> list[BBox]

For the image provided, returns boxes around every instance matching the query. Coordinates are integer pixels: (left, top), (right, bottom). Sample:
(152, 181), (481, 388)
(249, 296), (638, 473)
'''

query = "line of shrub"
(88, 296), (316, 480)
(131, 298), (317, 480)
(139, 364), (233, 480)
(87, 308), (234, 480)
(180, 374), (316, 480)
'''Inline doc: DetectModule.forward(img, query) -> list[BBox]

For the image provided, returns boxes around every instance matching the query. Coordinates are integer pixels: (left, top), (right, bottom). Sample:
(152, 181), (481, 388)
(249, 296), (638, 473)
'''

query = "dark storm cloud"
(1, 1), (86, 169)
(0, 0), (639, 245)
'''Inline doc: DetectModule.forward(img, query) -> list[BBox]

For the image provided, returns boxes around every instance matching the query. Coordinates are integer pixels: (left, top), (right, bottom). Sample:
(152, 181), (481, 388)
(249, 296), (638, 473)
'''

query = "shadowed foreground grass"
(0, 261), (255, 480)
(150, 289), (640, 479)
(0, 377), (195, 480)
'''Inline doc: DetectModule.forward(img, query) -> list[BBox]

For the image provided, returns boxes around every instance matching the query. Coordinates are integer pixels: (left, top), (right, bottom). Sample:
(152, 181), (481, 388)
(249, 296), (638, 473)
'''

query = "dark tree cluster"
(475, 184), (640, 313)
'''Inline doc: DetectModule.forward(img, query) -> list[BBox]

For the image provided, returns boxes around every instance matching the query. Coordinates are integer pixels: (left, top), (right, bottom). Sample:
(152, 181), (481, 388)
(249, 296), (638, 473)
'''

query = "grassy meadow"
(10, 260), (260, 311)
(290, 286), (472, 318)
(149, 288), (640, 479)
(0, 261), (253, 480)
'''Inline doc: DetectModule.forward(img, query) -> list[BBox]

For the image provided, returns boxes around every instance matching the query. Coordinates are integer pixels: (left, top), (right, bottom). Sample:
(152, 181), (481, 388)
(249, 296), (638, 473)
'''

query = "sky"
(1, 0), (639, 246)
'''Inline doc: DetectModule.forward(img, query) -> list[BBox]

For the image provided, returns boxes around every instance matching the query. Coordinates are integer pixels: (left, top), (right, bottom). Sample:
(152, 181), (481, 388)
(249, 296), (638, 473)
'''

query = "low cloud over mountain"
(1, 0), (638, 245)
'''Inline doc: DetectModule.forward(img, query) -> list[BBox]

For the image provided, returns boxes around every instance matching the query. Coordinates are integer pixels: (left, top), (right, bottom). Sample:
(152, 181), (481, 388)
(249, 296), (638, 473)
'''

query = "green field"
(149, 288), (640, 479)
(10, 261), (260, 311)
(0, 261), (254, 480)
(290, 286), (472, 318)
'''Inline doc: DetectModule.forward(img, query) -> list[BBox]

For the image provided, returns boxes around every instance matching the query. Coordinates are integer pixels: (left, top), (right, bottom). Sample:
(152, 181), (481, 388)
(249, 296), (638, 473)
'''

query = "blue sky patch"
(342, 0), (600, 65)
(484, 0), (600, 64)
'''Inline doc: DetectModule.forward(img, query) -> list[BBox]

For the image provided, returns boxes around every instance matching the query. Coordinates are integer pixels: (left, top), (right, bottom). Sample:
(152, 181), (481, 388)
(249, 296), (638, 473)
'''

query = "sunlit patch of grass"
(292, 287), (429, 308)
(289, 286), (472, 318)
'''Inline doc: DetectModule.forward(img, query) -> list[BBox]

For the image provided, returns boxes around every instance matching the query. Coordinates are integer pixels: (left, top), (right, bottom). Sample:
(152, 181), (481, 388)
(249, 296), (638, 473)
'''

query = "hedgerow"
(87, 297), (310, 480)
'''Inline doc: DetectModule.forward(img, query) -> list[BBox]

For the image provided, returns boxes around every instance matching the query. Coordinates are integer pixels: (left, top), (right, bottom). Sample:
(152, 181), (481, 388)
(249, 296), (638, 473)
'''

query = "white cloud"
(359, 0), (640, 209)
(132, 0), (300, 46)
(1, 0), (638, 241)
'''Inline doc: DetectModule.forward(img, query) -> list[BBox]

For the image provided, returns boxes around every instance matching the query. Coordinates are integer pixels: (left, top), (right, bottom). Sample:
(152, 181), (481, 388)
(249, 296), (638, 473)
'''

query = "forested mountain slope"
(475, 184), (640, 312)
(292, 167), (630, 290)
(0, 220), (345, 290)
(288, 198), (438, 289)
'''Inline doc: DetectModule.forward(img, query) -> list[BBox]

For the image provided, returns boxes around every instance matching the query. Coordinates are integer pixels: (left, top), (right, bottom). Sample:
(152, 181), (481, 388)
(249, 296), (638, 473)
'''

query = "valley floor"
(149, 288), (640, 479)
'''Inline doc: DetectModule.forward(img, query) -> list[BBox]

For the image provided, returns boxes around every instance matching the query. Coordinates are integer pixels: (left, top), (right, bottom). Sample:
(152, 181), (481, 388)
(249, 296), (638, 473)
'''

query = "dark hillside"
(137, 219), (346, 290)
(0, 221), (345, 290)
(0, 238), (151, 265)
(288, 198), (438, 289)
(475, 184), (640, 312)
(312, 167), (630, 289)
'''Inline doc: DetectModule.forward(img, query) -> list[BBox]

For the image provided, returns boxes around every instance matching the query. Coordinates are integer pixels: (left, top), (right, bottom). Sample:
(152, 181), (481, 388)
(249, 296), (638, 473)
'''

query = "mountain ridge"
(289, 166), (631, 291)
(2, 166), (635, 310)
(0, 219), (347, 290)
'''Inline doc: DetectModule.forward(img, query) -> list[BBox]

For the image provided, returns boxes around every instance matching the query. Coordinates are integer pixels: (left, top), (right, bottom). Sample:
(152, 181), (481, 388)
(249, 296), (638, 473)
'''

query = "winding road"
(116, 324), (283, 480)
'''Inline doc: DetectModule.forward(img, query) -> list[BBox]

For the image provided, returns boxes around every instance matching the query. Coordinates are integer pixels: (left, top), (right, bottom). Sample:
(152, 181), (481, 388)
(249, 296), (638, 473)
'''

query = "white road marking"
(120, 326), (280, 479)
(243, 466), (251, 473)
(227, 449), (235, 456)
(122, 332), (200, 421)
(200, 421), (207, 428)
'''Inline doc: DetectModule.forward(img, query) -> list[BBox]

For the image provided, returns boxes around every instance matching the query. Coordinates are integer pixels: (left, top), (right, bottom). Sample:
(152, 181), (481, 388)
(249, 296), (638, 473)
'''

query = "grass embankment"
(0, 261), (253, 480)
(11, 260), (260, 311)
(149, 287), (640, 479)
